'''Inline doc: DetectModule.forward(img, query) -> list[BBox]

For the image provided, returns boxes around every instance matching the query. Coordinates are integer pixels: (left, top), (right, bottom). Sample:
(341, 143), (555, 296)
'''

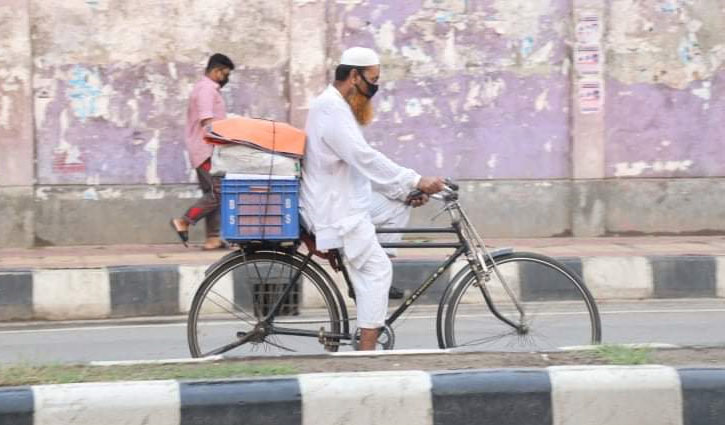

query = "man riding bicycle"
(300, 47), (445, 351)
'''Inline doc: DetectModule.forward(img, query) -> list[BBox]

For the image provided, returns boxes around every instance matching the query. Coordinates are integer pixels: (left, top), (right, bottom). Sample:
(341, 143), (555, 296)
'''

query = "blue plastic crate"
(221, 177), (300, 242)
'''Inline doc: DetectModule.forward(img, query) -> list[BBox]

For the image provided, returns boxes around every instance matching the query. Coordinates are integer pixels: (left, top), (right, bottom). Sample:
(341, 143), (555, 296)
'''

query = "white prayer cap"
(340, 47), (380, 67)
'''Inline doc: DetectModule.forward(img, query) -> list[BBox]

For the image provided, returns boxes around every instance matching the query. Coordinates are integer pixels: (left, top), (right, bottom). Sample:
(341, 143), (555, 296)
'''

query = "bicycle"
(187, 180), (602, 357)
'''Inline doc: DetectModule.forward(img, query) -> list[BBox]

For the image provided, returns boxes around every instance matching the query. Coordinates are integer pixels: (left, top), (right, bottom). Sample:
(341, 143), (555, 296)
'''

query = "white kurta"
(300, 85), (421, 328)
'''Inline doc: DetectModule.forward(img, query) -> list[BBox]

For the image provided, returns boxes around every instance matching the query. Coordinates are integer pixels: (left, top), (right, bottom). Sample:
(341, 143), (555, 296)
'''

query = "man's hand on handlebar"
(407, 193), (429, 208)
(405, 177), (455, 206)
(417, 176), (446, 194)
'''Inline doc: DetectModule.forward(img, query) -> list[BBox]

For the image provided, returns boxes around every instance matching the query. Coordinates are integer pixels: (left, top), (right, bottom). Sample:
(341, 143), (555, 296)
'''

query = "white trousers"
(342, 192), (410, 329)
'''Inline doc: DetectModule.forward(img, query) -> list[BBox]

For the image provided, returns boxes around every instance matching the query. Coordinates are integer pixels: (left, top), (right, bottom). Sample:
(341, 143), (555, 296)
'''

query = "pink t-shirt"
(185, 76), (227, 168)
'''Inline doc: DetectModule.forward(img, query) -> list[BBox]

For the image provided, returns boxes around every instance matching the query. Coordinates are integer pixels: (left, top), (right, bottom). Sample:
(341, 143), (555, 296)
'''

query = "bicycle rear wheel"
(443, 252), (601, 351)
(188, 251), (343, 358)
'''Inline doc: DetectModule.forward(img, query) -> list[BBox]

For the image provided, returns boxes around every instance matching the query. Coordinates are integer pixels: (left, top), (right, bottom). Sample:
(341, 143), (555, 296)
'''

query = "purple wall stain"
(341, 0), (425, 28)
(605, 72), (725, 178)
(35, 62), (288, 185)
(334, 0), (572, 179)
(366, 72), (570, 179)
(224, 69), (289, 122)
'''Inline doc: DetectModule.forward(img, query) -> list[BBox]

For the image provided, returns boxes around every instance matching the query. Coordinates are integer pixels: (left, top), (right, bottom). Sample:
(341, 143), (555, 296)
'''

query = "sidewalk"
(1, 236), (724, 322)
(2, 236), (725, 269)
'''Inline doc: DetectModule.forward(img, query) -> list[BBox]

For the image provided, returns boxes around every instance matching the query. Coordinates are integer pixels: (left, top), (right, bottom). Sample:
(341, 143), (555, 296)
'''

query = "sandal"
(169, 219), (189, 248)
(202, 238), (227, 251)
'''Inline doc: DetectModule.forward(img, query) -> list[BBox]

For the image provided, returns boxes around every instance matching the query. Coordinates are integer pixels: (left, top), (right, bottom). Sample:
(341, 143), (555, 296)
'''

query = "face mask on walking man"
(299, 47), (446, 351)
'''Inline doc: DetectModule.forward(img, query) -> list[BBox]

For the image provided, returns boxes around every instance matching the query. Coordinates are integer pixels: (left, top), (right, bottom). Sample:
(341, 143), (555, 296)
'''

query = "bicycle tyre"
(188, 251), (344, 358)
(442, 252), (601, 351)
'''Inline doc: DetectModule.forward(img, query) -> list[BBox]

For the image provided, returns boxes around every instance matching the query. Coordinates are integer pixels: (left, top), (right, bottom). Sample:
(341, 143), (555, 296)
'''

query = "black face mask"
(219, 75), (229, 88)
(357, 72), (379, 98)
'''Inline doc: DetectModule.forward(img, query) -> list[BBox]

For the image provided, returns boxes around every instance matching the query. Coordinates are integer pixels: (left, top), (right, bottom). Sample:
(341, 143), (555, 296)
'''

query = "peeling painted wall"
(605, 0), (725, 178)
(0, 0), (34, 186)
(31, 0), (290, 185)
(1, 0), (724, 191)
(329, 0), (573, 179)
(2, 0), (725, 245)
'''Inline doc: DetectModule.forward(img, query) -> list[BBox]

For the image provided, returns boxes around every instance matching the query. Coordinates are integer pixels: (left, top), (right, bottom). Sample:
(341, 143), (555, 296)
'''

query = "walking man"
(171, 53), (234, 250)
(300, 47), (445, 350)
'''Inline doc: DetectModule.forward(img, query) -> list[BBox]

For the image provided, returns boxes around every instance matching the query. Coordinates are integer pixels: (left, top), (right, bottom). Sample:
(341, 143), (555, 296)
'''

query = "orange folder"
(205, 117), (306, 158)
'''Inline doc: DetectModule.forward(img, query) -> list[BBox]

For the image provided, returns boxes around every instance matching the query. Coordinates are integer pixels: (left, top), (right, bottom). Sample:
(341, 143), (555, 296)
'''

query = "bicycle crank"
(317, 327), (342, 351)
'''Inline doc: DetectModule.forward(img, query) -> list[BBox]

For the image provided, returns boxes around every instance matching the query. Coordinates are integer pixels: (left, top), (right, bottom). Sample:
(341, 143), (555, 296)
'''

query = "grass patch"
(0, 361), (298, 387)
(594, 344), (653, 365)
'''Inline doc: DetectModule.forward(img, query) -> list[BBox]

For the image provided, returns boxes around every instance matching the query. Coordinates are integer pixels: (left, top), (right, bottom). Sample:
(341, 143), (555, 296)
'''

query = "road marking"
(600, 308), (725, 315)
(299, 370), (433, 425)
(549, 365), (683, 425)
(559, 343), (680, 351)
(34, 380), (180, 425)
(331, 349), (449, 357)
(717, 257), (725, 297)
(91, 356), (223, 366)
(0, 322), (187, 334)
(178, 265), (206, 314)
(583, 257), (653, 299)
(33, 269), (111, 320)
(2, 308), (725, 335)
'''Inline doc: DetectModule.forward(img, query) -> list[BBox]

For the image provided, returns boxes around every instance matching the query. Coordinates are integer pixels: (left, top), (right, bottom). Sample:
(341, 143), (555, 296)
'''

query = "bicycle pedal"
(318, 326), (326, 345)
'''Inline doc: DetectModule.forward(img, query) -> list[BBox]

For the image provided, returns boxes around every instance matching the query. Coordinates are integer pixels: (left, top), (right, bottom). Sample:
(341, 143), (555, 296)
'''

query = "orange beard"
(346, 87), (374, 126)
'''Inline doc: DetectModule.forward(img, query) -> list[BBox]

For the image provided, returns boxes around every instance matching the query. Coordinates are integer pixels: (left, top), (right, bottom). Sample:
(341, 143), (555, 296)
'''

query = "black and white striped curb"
(1, 255), (723, 321)
(1, 366), (723, 425)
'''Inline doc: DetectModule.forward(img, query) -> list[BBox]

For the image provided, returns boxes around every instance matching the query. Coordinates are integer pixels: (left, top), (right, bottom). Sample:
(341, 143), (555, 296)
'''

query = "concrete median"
(1, 366), (723, 425)
(0, 255), (723, 322)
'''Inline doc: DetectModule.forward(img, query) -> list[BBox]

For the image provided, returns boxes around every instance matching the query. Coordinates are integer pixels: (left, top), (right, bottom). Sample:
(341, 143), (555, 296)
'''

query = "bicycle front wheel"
(188, 251), (343, 358)
(443, 252), (601, 351)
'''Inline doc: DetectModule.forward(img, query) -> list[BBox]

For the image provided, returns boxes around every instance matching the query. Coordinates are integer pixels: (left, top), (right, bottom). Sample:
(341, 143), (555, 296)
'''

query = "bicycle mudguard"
(204, 250), (244, 276)
(435, 247), (514, 348)
(203, 243), (298, 276)
(488, 247), (515, 259)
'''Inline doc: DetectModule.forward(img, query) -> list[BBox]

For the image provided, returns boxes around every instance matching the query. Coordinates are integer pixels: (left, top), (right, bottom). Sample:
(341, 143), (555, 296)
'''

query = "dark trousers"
(183, 159), (221, 238)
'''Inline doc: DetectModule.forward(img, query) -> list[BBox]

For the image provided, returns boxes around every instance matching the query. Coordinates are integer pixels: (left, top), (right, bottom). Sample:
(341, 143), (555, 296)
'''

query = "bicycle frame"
(378, 227), (465, 325)
(261, 226), (466, 343)
(260, 190), (526, 345)
(264, 226), (522, 345)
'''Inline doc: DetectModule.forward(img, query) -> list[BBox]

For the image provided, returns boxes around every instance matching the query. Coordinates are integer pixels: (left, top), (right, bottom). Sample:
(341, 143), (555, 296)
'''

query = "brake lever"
(407, 183), (457, 206)
(404, 189), (425, 206)
(444, 178), (459, 191)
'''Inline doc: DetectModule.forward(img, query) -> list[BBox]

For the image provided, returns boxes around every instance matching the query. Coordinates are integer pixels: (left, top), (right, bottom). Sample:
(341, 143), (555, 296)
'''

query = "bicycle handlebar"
(444, 178), (459, 191)
(405, 178), (459, 205)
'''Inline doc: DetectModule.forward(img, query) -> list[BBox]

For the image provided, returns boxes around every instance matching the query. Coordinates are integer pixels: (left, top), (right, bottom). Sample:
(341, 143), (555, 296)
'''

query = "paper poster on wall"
(576, 11), (603, 114)
(578, 80), (603, 114)
(576, 45), (601, 75)
(576, 13), (601, 45)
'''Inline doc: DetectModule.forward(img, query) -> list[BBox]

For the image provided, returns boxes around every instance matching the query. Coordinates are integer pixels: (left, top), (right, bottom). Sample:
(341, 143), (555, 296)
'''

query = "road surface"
(1, 299), (724, 364)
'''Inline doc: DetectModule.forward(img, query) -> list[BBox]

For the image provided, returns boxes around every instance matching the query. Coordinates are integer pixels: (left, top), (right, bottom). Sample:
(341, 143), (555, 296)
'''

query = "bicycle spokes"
(189, 253), (342, 357)
(444, 253), (600, 351)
